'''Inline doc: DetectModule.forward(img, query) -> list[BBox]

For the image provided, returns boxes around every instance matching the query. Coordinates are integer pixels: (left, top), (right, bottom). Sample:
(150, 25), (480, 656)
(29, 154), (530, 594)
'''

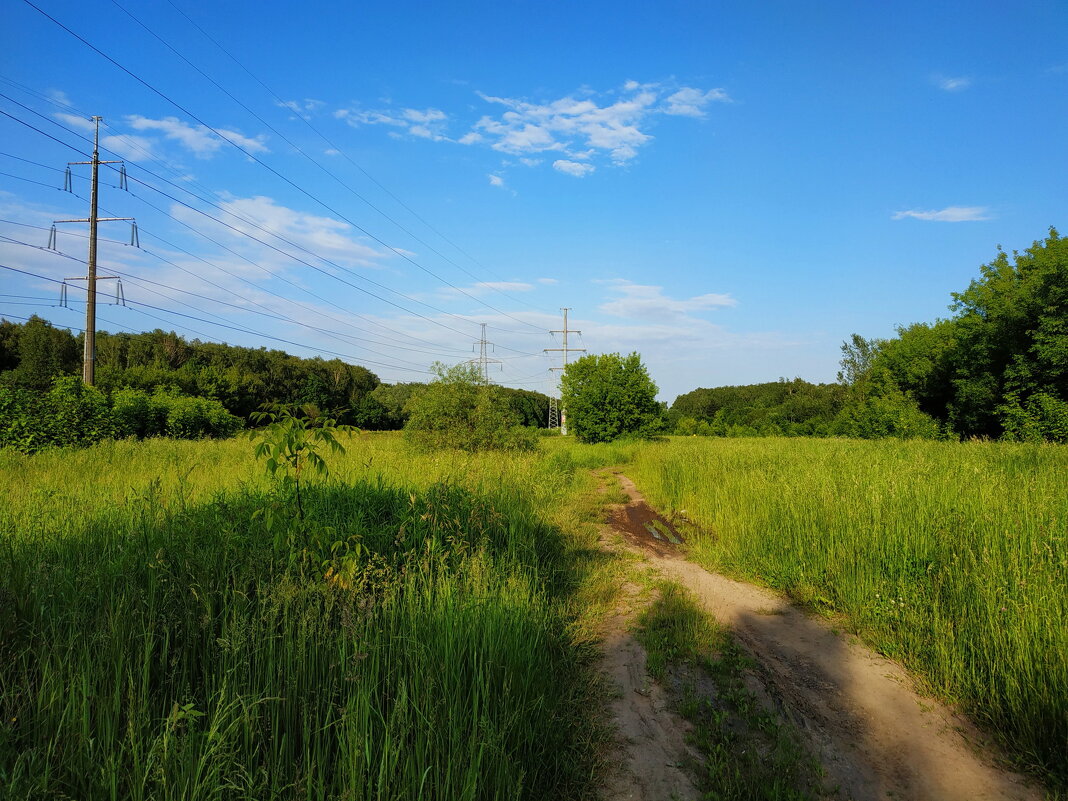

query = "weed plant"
(630, 437), (1068, 787)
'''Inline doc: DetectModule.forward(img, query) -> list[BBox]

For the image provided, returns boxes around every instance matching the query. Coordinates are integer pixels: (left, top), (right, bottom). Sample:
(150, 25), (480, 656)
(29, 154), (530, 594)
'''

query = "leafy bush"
(999, 392), (1068, 443)
(151, 387), (243, 439)
(111, 387), (163, 438)
(0, 380), (241, 453)
(404, 363), (536, 452)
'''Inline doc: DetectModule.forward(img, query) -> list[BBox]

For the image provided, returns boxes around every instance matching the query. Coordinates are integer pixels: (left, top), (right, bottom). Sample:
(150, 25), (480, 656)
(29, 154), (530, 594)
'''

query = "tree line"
(670, 228), (1067, 442)
(0, 318), (551, 452)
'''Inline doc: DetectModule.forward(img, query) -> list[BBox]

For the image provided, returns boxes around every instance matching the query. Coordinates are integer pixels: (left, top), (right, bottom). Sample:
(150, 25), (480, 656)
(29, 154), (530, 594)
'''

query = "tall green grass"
(0, 434), (631, 800)
(629, 437), (1068, 786)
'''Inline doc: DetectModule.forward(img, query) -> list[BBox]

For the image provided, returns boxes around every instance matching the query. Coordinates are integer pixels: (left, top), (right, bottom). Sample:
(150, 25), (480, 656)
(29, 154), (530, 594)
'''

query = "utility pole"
(544, 307), (585, 435)
(465, 322), (502, 384)
(50, 116), (136, 386)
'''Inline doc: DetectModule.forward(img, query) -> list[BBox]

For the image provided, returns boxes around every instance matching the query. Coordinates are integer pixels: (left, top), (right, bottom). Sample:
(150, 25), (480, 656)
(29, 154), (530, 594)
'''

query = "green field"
(0, 435), (637, 800)
(631, 437), (1068, 784)
(1, 434), (1065, 797)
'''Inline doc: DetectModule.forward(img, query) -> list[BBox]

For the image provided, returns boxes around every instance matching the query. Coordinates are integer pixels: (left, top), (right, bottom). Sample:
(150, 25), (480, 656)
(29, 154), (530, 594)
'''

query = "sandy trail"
(598, 471), (1041, 801)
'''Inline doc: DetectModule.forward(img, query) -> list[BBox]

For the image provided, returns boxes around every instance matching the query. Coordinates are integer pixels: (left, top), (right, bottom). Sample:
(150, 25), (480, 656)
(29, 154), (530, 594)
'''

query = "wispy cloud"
(553, 159), (595, 177)
(334, 106), (450, 140)
(276, 98), (325, 119)
(934, 75), (971, 91)
(125, 115), (268, 158)
(662, 87), (731, 117)
(100, 134), (157, 161)
(599, 280), (737, 321)
(170, 194), (390, 272)
(53, 112), (95, 132)
(476, 280), (533, 292)
(892, 206), (991, 222)
(460, 80), (729, 174)
(537, 277), (558, 285)
(488, 174), (506, 188)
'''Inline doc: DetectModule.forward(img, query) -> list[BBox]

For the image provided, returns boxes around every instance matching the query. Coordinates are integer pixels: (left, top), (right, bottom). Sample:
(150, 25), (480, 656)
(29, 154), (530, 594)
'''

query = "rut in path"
(598, 471), (1041, 801)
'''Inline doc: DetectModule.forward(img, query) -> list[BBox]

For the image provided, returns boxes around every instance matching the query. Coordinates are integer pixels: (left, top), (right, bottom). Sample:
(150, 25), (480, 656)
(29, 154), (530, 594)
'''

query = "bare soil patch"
(597, 470), (1042, 801)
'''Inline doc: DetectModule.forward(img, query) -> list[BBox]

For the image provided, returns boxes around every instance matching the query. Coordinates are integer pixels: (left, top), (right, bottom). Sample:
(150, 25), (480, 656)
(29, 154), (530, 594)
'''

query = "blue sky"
(2, 0), (1065, 401)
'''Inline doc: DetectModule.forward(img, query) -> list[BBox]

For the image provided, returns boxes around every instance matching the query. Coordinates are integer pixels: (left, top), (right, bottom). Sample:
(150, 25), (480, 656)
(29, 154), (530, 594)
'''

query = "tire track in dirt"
(598, 471), (1042, 801)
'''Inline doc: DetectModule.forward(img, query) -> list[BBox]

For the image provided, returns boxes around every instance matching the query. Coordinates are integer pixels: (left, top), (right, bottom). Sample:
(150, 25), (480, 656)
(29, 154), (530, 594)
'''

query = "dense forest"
(0, 319), (551, 451)
(672, 229), (1067, 442)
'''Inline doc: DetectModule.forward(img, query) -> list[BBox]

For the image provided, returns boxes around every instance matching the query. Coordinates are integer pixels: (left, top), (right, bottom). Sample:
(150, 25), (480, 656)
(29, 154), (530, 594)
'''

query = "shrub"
(404, 363), (536, 452)
(1000, 392), (1068, 443)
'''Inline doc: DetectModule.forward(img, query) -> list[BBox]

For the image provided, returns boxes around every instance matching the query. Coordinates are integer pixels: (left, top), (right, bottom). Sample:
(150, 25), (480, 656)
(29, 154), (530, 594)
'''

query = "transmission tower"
(544, 307), (585, 435)
(465, 322), (502, 384)
(49, 116), (137, 385)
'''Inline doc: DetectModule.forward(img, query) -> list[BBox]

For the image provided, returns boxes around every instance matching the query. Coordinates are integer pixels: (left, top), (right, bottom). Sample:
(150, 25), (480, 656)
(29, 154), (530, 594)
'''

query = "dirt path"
(598, 471), (1041, 801)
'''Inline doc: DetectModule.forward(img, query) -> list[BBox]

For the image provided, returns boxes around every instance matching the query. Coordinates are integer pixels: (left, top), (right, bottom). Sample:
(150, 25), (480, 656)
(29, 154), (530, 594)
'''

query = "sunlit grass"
(0, 433), (637, 800)
(629, 436), (1068, 787)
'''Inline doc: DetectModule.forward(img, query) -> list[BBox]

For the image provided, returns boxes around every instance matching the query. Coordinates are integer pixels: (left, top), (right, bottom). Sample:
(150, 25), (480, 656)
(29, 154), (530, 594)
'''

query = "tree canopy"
(560, 352), (663, 443)
(840, 228), (1067, 441)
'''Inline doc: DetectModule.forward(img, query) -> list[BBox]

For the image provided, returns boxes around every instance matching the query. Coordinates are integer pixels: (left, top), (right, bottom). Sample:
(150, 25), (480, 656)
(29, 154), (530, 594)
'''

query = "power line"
(160, 0), (554, 319)
(2, 96), (547, 354)
(110, 0), (553, 323)
(0, 262), (432, 375)
(23, 0), (548, 333)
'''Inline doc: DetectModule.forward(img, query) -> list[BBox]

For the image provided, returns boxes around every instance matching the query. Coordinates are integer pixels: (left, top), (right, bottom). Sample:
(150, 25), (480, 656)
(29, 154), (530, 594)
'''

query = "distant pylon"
(544, 307), (585, 435)
(465, 322), (502, 384)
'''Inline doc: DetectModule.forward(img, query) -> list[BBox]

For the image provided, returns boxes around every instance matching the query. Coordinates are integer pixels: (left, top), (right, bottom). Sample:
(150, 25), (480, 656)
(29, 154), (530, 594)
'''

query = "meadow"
(1, 433), (1065, 797)
(630, 437), (1068, 786)
(0, 434), (638, 800)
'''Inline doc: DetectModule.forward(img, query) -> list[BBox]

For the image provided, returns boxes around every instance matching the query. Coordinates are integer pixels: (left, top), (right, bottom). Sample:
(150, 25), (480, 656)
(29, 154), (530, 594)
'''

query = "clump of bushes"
(0, 378), (241, 453)
(403, 363), (536, 452)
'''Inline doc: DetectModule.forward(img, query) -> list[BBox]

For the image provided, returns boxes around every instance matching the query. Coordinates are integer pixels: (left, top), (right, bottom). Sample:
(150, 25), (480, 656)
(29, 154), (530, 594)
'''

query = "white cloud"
(488, 174), (506, 188)
(537, 277), (558, 285)
(324, 148), (340, 156)
(100, 134), (157, 161)
(171, 194), (391, 271)
(335, 106), (450, 141)
(662, 87), (730, 116)
(892, 206), (991, 222)
(53, 112), (95, 132)
(47, 89), (74, 108)
(935, 75), (971, 91)
(461, 80), (728, 171)
(276, 98), (325, 118)
(553, 159), (595, 177)
(125, 115), (268, 158)
(599, 280), (737, 321)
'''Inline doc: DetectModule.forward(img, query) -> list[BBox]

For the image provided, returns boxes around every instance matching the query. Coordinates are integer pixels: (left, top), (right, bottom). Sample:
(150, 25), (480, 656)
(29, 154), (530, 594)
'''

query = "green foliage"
(152, 387), (244, 439)
(404, 362), (536, 452)
(560, 352), (663, 443)
(670, 379), (845, 437)
(0, 376), (113, 452)
(0, 320), (383, 425)
(8, 315), (80, 390)
(999, 392), (1068, 443)
(250, 404), (351, 522)
(837, 227), (1067, 442)
(0, 379), (241, 454)
(833, 369), (943, 440)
